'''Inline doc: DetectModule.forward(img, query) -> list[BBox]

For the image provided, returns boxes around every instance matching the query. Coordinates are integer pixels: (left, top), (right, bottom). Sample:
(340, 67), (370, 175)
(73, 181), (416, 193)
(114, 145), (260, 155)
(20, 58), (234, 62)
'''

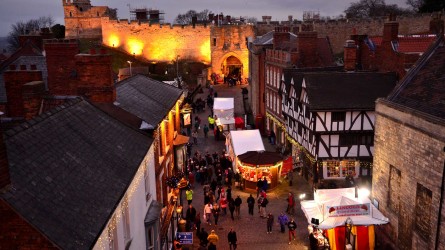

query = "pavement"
(181, 83), (313, 250)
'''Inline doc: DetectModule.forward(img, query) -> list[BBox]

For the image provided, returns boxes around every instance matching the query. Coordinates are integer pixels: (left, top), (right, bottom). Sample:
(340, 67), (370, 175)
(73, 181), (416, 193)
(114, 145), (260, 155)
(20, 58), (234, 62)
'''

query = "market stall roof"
(214, 98), (234, 110)
(301, 188), (389, 229)
(229, 130), (265, 156)
(238, 151), (283, 166)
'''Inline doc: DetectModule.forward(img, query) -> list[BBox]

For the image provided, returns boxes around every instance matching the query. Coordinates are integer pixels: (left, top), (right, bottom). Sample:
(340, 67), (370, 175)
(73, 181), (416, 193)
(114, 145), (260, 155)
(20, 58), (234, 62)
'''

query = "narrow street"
(181, 83), (313, 249)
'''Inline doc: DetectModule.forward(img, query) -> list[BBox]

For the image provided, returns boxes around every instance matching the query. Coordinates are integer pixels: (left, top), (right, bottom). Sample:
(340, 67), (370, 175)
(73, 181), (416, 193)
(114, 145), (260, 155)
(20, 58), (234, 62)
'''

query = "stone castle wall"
(313, 15), (433, 54)
(101, 17), (211, 63)
(64, 4), (109, 39)
(373, 100), (445, 249)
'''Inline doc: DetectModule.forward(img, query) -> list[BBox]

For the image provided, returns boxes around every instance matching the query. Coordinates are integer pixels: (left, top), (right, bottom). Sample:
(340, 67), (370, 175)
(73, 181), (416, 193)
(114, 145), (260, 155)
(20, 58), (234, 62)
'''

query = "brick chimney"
(0, 130), (10, 191)
(273, 26), (291, 49)
(382, 21), (399, 43)
(297, 31), (318, 67)
(344, 40), (357, 71)
(3, 70), (42, 118)
(22, 81), (45, 120)
(44, 39), (80, 96)
(75, 49), (115, 103)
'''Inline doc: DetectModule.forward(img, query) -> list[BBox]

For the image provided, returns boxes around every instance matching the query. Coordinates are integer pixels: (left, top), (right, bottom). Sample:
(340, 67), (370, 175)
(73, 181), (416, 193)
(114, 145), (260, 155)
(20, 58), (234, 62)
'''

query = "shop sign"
(326, 203), (370, 217)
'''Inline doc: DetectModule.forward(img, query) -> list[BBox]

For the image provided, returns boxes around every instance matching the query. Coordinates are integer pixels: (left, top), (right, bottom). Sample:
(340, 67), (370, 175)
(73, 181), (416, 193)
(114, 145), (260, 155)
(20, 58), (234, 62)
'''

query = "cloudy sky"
(0, 0), (409, 37)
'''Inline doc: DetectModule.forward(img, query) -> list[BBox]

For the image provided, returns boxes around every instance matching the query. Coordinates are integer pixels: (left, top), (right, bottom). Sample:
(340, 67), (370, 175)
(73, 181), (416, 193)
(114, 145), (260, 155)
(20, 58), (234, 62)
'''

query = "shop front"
(322, 160), (360, 179)
(236, 151), (283, 191)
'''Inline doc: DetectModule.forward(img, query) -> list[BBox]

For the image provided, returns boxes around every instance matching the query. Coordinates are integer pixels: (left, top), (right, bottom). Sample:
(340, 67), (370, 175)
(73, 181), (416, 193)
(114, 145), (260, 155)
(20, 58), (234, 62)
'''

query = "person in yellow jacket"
(208, 115), (215, 130)
(207, 230), (219, 245)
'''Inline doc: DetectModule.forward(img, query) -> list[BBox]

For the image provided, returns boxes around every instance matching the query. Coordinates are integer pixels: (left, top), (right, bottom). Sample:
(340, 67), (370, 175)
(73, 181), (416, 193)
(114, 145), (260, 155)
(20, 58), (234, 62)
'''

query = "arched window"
(69, 12), (72, 17)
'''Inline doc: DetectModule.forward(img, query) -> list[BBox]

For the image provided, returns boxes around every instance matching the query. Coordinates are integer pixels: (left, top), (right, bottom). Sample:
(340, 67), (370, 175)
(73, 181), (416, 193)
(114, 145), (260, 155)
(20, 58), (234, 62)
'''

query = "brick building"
(372, 35), (445, 249)
(264, 26), (336, 149)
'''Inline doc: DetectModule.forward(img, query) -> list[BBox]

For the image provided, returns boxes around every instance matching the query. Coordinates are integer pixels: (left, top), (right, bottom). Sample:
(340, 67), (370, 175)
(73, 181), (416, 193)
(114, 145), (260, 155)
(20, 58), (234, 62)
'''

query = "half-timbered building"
(281, 71), (397, 181)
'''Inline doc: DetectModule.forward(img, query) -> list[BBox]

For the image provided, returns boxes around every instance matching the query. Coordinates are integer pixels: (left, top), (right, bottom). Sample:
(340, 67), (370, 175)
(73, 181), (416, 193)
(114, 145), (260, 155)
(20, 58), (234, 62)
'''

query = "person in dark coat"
(186, 204), (197, 231)
(266, 213), (274, 233)
(256, 178), (264, 197)
(200, 228), (209, 247)
(227, 228), (237, 250)
(309, 230), (319, 250)
(247, 194), (255, 215)
(228, 197), (236, 220)
(234, 195), (242, 218)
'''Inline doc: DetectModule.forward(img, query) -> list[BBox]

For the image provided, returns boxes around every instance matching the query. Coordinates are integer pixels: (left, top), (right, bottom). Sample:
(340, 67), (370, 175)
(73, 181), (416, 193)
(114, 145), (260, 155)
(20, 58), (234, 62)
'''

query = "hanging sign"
(326, 203), (370, 217)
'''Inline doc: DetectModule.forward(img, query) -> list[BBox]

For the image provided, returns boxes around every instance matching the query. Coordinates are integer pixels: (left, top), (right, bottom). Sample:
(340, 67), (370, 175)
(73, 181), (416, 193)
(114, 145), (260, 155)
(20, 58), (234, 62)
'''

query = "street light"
(127, 60), (133, 77)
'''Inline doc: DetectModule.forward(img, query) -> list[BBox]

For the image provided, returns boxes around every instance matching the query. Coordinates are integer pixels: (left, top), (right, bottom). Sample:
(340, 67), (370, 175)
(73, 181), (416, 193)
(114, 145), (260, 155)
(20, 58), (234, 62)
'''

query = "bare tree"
(407, 0), (445, 13)
(345, 0), (413, 18)
(7, 16), (55, 51)
(175, 10), (212, 25)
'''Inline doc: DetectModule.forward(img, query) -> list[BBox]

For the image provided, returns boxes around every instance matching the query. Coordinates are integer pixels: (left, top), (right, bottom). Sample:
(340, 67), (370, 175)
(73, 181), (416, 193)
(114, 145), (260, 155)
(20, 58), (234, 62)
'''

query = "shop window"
(340, 161), (356, 177)
(415, 183), (432, 240)
(326, 160), (340, 177)
(388, 165), (401, 213)
(332, 112), (345, 122)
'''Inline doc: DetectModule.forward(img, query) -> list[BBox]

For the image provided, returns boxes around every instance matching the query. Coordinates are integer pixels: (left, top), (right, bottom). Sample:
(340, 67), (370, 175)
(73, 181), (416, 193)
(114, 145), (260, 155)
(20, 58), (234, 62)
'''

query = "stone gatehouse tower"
(63, 0), (115, 39)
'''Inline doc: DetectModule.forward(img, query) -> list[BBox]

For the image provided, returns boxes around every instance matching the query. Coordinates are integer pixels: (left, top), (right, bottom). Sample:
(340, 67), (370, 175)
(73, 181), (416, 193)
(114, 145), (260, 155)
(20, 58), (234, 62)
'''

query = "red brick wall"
(0, 200), (58, 249)
(22, 81), (45, 121)
(3, 70), (42, 117)
(75, 49), (115, 103)
(297, 31), (318, 67)
(44, 40), (79, 96)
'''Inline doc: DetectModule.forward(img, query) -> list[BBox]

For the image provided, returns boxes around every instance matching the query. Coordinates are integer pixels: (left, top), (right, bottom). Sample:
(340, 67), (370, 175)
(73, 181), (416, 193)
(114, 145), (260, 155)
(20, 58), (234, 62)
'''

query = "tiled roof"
(0, 40), (43, 72)
(304, 72), (397, 111)
(253, 31), (274, 45)
(369, 35), (436, 53)
(116, 74), (183, 127)
(388, 36), (445, 118)
(1, 98), (152, 249)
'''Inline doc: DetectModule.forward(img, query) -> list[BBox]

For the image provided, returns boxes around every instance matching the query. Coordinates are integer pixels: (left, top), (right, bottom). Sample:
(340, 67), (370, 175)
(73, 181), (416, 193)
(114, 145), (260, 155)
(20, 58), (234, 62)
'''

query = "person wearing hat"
(207, 230), (219, 245)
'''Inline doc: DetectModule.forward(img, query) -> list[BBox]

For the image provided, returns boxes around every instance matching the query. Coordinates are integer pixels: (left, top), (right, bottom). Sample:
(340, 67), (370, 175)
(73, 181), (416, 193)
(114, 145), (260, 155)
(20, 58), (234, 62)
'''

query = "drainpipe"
(435, 147), (445, 250)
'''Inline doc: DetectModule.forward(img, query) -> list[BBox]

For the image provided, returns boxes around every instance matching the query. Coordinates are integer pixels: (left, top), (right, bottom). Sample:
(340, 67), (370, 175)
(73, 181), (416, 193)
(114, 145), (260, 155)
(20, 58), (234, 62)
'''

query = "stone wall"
(373, 99), (445, 249)
(102, 18), (211, 63)
(64, 1), (110, 39)
(313, 15), (434, 54)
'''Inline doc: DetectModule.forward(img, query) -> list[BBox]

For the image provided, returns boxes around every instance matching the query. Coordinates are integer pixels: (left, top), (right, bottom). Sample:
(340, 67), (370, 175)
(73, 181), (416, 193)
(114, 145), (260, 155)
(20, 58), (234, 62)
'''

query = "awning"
(173, 134), (190, 146)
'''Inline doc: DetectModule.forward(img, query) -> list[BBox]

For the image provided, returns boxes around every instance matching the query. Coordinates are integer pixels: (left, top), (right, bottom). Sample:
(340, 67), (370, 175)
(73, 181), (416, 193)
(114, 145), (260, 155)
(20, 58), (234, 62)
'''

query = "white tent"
(226, 130), (265, 157)
(213, 98), (235, 130)
(301, 188), (389, 230)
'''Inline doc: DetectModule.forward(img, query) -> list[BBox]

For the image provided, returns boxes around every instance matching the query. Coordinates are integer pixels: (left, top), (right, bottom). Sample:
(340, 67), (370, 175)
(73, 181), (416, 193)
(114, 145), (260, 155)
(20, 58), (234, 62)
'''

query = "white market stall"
(301, 188), (389, 250)
(225, 130), (265, 167)
(213, 98), (235, 131)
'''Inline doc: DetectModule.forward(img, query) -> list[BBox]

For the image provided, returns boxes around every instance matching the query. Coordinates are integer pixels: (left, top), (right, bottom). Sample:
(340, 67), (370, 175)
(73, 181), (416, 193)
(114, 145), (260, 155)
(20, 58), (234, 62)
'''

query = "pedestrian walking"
(226, 185), (232, 201)
(219, 194), (228, 215)
(261, 177), (268, 192)
(208, 115), (215, 130)
(200, 228), (209, 247)
(203, 124), (209, 138)
(278, 212), (289, 233)
(287, 192), (295, 215)
(234, 195), (242, 218)
(228, 197), (235, 220)
(287, 170), (294, 186)
(212, 203), (221, 225)
(208, 242), (216, 250)
(247, 194), (255, 215)
(192, 130), (198, 144)
(256, 178), (264, 197)
(288, 217), (297, 244)
(260, 196), (269, 218)
(204, 202), (213, 225)
(186, 188), (194, 205)
(228, 228), (237, 250)
(186, 204), (197, 231)
(195, 212), (201, 234)
(207, 230), (219, 245)
(257, 196), (263, 214)
(266, 213), (274, 233)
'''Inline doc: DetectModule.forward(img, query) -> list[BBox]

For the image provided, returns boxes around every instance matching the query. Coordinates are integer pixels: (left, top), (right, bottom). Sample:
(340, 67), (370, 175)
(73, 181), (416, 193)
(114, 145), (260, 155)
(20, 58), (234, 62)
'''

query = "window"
(20, 65), (26, 70)
(332, 112), (346, 122)
(339, 134), (373, 147)
(213, 38), (216, 46)
(30, 65), (37, 70)
(388, 165), (401, 213)
(305, 105), (310, 118)
(298, 125), (302, 136)
(144, 163), (152, 202)
(70, 12), (72, 17)
(97, 11), (99, 17)
(415, 183), (432, 240)
(122, 196), (131, 241)
(147, 226), (155, 249)
(108, 216), (118, 250)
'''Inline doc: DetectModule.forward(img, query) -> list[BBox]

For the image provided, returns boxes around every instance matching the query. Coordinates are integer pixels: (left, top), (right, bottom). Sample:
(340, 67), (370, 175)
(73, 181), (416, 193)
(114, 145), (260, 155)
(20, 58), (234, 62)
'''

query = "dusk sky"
(0, 0), (409, 37)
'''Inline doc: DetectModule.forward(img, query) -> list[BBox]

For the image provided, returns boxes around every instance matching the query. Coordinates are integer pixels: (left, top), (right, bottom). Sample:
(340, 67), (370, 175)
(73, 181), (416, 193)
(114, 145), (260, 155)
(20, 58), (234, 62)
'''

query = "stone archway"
(222, 55), (243, 79)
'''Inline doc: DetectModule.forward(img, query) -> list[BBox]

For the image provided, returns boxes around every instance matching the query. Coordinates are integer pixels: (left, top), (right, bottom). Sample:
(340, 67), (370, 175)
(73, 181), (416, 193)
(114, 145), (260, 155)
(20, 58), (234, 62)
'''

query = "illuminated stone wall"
(101, 17), (211, 63)
(210, 25), (255, 80)
(63, 0), (109, 39)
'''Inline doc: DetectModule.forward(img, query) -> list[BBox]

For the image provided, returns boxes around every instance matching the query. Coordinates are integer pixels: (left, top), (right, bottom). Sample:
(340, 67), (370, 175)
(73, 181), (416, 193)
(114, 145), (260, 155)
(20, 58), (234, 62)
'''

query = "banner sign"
(326, 203), (370, 217)
(183, 113), (191, 126)
(176, 232), (193, 244)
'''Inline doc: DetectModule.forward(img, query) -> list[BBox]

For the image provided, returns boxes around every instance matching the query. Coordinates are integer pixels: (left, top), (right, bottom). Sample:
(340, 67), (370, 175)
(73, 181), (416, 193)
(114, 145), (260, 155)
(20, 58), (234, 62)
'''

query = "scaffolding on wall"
(129, 6), (164, 24)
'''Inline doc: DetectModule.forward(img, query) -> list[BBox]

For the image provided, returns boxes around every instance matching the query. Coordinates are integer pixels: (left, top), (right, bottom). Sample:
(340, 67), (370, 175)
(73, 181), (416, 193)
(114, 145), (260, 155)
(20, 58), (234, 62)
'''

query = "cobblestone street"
(181, 83), (313, 250)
